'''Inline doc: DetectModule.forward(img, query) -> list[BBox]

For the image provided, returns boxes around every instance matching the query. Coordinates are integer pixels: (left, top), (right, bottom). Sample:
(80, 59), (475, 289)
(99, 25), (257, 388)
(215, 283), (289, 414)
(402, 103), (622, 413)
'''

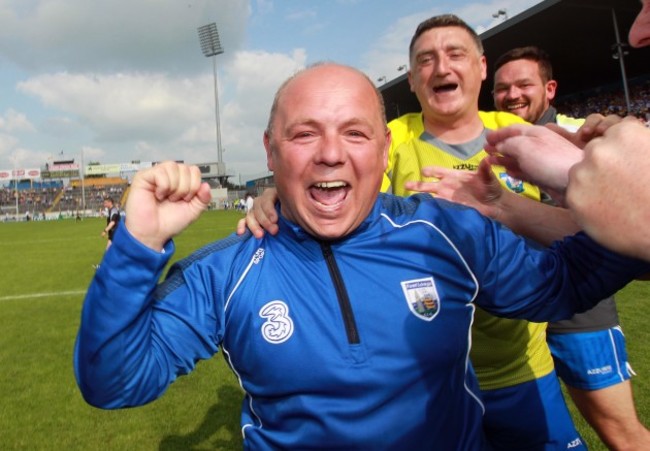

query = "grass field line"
(0, 236), (99, 246)
(0, 289), (87, 302)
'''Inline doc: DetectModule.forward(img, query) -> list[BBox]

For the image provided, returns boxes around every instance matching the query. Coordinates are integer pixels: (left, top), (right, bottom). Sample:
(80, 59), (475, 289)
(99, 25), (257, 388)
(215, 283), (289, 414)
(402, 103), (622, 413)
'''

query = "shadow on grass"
(159, 385), (243, 450)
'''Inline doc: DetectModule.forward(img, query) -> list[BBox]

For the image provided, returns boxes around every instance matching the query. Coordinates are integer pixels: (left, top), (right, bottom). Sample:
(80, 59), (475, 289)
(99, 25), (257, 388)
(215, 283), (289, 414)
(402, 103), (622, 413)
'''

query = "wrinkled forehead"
(412, 26), (480, 54)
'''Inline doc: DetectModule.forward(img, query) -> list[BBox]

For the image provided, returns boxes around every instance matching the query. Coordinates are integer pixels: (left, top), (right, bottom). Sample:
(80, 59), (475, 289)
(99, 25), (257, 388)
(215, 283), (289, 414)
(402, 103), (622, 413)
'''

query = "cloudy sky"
(0, 0), (542, 183)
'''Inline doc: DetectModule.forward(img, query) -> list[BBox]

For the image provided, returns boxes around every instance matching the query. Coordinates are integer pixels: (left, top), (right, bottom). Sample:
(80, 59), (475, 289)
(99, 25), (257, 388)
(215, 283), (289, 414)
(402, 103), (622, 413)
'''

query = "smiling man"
(492, 46), (583, 130)
(263, 68), (388, 239)
(243, 16), (587, 450)
(73, 62), (650, 450)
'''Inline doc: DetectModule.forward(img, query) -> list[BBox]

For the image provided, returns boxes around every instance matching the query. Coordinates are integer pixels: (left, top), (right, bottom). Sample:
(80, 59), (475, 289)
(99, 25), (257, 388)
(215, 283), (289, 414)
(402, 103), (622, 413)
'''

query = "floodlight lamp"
(198, 23), (224, 58)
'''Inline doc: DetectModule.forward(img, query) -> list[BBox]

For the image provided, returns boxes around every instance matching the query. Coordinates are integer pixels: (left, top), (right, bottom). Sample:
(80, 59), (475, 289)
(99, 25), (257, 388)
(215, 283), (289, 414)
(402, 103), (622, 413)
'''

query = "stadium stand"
(0, 177), (128, 219)
(556, 78), (650, 122)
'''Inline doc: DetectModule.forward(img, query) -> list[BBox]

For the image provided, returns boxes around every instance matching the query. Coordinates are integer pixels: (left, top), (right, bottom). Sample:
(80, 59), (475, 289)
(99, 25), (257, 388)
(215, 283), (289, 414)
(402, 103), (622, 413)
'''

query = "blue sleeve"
(73, 225), (223, 409)
(474, 217), (650, 322)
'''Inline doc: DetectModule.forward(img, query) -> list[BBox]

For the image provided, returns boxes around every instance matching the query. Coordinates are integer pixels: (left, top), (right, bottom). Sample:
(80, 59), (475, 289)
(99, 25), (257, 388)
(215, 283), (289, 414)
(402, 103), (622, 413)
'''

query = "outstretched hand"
(485, 124), (583, 196)
(125, 162), (212, 251)
(404, 160), (503, 219)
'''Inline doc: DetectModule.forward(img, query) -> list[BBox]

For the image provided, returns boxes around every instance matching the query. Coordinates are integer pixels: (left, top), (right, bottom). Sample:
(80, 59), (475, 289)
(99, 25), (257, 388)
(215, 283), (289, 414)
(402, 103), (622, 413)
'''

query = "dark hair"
(494, 46), (553, 83)
(409, 14), (483, 60)
(104, 197), (114, 204)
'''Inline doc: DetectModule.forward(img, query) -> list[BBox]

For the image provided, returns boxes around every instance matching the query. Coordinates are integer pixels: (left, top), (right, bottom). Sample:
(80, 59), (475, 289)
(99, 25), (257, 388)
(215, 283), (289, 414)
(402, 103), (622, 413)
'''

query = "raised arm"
(74, 162), (217, 409)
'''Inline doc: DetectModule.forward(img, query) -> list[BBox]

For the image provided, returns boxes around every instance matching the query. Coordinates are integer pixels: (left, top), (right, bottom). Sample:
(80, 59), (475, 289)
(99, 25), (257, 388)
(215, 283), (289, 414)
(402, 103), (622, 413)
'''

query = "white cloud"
(0, 0), (250, 74)
(17, 72), (210, 142)
(0, 0), (543, 180)
(218, 49), (306, 178)
(0, 109), (36, 133)
(10, 47), (305, 179)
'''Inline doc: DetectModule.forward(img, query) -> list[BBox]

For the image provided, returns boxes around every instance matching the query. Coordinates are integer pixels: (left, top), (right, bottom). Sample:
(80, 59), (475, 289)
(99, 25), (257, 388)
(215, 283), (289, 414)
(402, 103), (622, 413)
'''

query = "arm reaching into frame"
(405, 159), (580, 245)
(567, 117), (650, 261)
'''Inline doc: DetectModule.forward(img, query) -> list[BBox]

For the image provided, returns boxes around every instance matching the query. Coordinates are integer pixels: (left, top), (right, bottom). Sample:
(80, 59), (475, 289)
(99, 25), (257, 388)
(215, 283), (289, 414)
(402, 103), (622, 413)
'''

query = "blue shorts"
(482, 370), (586, 450)
(547, 326), (633, 390)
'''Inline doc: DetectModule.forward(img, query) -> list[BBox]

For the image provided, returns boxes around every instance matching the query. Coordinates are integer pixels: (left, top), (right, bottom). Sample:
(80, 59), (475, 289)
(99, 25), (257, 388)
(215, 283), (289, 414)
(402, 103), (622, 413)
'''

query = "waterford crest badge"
(498, 172), (525, 193)
(401, 277), (440, 321)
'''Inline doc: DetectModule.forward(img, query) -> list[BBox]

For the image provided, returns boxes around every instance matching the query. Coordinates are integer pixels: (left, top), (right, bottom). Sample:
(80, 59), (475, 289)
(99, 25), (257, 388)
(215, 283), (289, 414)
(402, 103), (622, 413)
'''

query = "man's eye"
(418, 55), (433, 65)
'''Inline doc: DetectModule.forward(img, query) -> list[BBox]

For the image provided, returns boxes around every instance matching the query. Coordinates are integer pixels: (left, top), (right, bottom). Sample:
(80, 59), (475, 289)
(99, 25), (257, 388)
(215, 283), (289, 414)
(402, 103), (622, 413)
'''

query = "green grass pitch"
(1, 211), (648, 450)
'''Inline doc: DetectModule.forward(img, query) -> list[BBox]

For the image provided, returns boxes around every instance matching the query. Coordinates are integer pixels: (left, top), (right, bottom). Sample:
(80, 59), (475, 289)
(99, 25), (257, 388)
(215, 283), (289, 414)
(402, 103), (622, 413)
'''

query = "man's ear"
(546, 80), (558, 102)
(264, 131), (275, 171)
(383, 128), (391, 171)
(479, 55), (487, 81)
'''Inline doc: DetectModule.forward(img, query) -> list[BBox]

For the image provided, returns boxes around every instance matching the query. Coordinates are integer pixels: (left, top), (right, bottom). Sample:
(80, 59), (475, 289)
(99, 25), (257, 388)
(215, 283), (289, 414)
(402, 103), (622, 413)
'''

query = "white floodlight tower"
(197, 23), (225, 178)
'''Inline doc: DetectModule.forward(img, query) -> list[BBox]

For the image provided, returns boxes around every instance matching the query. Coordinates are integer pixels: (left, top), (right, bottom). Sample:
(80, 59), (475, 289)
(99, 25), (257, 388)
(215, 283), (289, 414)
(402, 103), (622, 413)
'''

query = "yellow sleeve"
(383, 113), (424, 194)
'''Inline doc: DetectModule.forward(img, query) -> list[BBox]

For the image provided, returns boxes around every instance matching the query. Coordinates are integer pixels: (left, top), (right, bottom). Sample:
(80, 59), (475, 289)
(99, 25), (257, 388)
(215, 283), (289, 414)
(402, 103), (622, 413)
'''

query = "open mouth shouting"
(433, 82), (459, 94)
(309, 181), (350, 209)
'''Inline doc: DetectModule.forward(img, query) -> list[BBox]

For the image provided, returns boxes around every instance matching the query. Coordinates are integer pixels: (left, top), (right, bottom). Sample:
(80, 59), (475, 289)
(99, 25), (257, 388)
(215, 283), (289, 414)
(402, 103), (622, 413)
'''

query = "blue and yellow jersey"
(383, 111), (553, 389)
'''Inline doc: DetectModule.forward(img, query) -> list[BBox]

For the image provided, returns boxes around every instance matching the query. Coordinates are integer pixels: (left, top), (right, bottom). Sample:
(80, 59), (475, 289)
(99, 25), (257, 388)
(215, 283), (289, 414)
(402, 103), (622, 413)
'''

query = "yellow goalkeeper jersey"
(383, 111), (554, 390)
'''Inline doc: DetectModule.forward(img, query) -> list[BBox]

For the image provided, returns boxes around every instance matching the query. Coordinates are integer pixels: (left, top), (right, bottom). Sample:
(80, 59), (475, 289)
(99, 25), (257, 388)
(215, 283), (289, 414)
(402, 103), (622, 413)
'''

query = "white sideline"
(0, 289), (86, 302)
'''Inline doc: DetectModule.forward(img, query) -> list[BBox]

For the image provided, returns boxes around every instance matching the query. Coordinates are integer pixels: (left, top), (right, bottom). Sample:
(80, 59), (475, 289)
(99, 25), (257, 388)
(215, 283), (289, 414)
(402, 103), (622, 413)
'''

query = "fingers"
(420, 165), (450, 179)
(577, 113), (622, 142)
(254, 188), (280, 236)
(236, 188), (281, 238)
(404, 165), (444, 195)
(485, 124), (529, 147)
(404, 180), (440, 195)
(151, 162), (202, 203)
(244, 209), (267, 239)
(129, 161), (211, 217)
(236, 218), (248, 236)
(545, 123), (576, 142)
(194, 182), (213, 207)
(477, 159), (496, 185)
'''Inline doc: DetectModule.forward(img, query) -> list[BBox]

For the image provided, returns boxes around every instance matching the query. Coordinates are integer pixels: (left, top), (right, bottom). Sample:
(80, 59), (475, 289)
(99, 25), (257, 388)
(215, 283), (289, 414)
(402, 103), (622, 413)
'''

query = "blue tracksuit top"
(74, 193), (648, 450)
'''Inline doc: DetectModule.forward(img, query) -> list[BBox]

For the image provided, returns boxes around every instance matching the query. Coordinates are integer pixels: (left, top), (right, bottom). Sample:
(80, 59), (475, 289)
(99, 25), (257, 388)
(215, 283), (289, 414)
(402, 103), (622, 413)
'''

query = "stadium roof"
(380, 0), (650, 120)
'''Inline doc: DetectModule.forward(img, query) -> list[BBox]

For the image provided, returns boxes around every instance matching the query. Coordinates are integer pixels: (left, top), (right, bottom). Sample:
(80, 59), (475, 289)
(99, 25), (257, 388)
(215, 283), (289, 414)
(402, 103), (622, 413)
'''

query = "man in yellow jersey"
(383, 15), (584, 450)
(491, 46), (650, 450)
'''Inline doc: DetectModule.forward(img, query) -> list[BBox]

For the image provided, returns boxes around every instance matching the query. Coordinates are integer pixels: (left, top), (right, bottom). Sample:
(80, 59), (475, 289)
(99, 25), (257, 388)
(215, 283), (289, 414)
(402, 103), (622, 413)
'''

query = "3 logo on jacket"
(259, 300), (294, 343)
(401, 277), (440, 321)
